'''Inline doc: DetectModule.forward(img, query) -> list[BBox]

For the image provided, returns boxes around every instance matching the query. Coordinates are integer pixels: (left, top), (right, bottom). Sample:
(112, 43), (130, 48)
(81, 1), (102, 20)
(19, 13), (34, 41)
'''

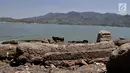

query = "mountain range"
(0, 11), (130, 27)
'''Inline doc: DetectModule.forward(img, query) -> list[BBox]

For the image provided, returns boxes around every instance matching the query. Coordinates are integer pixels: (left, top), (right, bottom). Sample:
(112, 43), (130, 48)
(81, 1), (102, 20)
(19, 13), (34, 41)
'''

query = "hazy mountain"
(0, 17), (17, 22)
(0, 11), (130, 27)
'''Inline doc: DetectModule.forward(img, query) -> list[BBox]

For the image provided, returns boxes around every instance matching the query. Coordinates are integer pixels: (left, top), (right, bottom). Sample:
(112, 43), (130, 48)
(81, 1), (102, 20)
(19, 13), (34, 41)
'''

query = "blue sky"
(0, 0), (130, 18)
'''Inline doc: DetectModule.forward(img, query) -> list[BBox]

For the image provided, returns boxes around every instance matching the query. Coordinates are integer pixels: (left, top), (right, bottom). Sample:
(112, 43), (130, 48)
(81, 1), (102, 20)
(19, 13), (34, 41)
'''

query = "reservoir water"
(0, 23), (129, 41)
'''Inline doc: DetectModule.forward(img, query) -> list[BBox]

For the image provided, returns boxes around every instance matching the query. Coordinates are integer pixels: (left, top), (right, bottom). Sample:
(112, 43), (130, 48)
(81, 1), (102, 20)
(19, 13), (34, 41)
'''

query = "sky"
(0, 0), (130, 18)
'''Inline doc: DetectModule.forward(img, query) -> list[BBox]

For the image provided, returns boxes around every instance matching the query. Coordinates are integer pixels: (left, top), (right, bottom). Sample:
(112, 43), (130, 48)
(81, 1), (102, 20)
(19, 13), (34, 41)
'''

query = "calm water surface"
(0, 23), (129, 41)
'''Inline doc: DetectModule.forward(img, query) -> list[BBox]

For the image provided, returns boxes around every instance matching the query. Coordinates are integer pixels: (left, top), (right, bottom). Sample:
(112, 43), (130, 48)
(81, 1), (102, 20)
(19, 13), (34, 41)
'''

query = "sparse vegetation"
(0, 11), (130, 27)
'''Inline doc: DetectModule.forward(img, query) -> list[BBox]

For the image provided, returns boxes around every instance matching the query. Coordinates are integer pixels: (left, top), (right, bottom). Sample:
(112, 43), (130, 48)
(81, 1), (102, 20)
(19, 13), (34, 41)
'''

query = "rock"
(89, 57), (109, 64)
(43, 49), (113, 61)
(0, 44), (17, 60)
(22, 39), (49, 43)
(47, 38), (55, 43)
(0, 41), (115, 64)
(119, 37), (126, 40)
(23, 40), (42, 42)
(41, 38), (50, 43)
(17, 56), (27, 65)
(15, 71), (30, 73)
(0, 60), (106, 73)
(83, 40), (88, 43)
(44, 59), (88, 67)
(50, 64), (56, 68)
(106, 43), (130, 73)
(68, 40), (88, 43)
(52, 36), (64, 43)
(114, 39), (130, 46)
(22, 38), (54, 43)
(15, 65), (30, 73)
(32, 57), (42, 65)
(1, 40), (18, 45)
(97, 30), (112, 42)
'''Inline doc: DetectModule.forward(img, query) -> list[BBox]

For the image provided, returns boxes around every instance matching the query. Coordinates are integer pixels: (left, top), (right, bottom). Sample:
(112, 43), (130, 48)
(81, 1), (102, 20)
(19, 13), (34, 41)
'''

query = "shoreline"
(0, 21), (129, 28)
(0, 30), (129, 73)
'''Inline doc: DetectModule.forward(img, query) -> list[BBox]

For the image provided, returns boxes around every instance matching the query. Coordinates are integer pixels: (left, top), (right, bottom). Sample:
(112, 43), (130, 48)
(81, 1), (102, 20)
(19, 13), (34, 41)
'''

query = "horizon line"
(0, 11), (129, 19)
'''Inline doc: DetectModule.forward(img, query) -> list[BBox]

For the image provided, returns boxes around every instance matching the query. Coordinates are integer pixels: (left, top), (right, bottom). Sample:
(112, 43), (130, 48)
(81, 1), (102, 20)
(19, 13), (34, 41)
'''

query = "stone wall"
(0, 41), (115, 65)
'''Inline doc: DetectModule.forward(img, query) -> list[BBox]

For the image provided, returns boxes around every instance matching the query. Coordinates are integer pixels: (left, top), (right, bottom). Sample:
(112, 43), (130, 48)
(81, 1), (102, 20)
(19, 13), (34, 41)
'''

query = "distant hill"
(0, 11), (130, 27)
(0, 17), (17, 22)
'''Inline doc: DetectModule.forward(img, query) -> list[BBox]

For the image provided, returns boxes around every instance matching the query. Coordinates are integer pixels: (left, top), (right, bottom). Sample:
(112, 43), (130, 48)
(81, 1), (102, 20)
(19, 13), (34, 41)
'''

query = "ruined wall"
(0, 41), (115, 64)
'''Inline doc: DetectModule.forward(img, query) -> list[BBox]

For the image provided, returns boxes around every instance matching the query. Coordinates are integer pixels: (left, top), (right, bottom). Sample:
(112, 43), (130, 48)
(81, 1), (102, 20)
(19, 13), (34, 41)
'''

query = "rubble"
(0, 30), (126, 73)
(107, 43), (130, 73)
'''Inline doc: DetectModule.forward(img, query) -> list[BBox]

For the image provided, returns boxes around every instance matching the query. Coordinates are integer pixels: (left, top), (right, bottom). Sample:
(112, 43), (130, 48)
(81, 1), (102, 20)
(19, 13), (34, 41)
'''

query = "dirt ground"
(0, 61), (106, 73)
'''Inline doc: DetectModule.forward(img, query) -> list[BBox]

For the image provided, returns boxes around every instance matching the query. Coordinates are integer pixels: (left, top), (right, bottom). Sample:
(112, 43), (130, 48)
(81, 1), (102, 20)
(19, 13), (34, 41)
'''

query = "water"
(0, 23), (129, 41)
